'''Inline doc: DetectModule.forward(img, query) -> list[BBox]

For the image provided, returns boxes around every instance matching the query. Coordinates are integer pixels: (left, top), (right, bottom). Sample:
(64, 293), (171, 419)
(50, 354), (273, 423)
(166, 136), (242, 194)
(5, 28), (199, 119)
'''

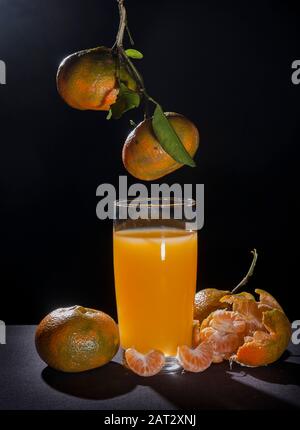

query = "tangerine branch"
(231, 249), (258, 294)
(113, 0), (154, 117)
(115, 0), (127, 48)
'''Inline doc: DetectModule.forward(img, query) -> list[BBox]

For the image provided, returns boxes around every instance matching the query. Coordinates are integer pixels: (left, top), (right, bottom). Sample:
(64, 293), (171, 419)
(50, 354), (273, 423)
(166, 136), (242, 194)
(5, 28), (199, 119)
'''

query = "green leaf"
(125, 49), (143, 59)
(106, 109), (112, 120)
(108, 83), (140, 120)
(152, 105), (196, 167)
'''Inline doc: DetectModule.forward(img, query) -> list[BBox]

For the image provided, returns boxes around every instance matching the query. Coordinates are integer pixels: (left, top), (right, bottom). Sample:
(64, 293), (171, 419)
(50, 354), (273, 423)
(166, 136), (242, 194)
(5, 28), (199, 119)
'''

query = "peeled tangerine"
(182, 289), (291, 371)
(197, 289), (291, 367)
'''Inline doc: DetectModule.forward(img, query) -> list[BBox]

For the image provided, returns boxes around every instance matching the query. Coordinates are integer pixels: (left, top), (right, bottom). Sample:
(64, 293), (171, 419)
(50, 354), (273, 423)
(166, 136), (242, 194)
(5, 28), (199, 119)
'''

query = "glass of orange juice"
(113, 198), (197, 372)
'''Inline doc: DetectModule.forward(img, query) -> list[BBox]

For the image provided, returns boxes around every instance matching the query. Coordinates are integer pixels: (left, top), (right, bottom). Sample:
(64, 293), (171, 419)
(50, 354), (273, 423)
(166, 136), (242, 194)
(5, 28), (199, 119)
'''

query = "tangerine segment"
(200, 327), (241, 355)
(208, 310), (246, 334)
(125, 348), (165, 377)
(220, 295), (264, 333)
(212, 353), (224, 363)
(177, 341), (213, 373)
(192, 320), (201, 348)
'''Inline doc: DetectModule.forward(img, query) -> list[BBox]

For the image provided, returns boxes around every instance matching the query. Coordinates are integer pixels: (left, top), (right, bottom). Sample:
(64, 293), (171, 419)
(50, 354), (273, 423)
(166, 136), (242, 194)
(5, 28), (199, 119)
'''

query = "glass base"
(161, 356), (182, 374)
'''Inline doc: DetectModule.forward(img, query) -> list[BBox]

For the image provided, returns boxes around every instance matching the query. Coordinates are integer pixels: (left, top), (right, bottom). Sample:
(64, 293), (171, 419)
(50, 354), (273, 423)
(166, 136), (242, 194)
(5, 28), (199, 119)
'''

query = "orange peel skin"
(255, 289), (284, 312)
(234, 308), (291, 367)
(194, 288), (230, 325)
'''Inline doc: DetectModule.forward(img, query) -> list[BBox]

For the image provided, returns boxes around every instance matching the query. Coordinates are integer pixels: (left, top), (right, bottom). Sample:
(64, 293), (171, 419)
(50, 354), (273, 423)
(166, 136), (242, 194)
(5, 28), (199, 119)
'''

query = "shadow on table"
(42, 353), (300, 408)
(42, 362), (138, 400)
(140, 359), (300, 410)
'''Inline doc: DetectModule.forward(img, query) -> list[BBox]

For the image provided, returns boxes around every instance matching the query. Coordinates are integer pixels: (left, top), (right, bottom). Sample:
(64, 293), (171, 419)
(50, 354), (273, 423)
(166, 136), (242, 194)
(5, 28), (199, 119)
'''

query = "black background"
(0, 0), (298, 324)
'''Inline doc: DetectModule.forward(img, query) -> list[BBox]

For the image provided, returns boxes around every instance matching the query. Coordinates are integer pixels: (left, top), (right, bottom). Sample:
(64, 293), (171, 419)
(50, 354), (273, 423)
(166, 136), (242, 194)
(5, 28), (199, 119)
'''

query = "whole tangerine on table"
(35, 305), (119, 372)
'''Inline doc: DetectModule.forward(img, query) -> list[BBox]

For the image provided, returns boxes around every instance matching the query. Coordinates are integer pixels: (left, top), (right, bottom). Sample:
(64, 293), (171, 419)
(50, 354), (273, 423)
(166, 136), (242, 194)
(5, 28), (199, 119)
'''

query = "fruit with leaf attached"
(57, 46), (137, 111)
(122, 113), (199, 180)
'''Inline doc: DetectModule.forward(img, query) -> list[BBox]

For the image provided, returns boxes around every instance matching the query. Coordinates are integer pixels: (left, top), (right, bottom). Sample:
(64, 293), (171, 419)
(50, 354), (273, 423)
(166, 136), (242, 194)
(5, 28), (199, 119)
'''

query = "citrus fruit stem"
(231, 249), (258, 293)
(111, 1), (174, 118)
(126, 25), (134, 46)
(112, 1), (149, 114)
(112, 0), (160, 111)
(115, 0), (127, 48)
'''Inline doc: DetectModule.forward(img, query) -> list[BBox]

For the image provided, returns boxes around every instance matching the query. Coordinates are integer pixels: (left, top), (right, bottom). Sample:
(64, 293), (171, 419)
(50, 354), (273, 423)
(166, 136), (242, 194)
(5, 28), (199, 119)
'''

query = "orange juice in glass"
(113, 198), (197, 372)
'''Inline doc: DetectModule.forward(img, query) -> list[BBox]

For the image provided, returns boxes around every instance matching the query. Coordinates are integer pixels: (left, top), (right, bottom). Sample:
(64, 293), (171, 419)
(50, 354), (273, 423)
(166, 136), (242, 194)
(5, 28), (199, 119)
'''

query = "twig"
(115, 0), (126, 48)
(231, 249), (258, 293)
(112, 0), (155, 118)
(126, 23), (134, 45)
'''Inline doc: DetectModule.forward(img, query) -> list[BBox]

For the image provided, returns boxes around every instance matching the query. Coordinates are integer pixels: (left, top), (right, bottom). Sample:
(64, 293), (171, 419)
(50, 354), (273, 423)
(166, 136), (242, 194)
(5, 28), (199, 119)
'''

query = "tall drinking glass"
(113, 198), (197, 372)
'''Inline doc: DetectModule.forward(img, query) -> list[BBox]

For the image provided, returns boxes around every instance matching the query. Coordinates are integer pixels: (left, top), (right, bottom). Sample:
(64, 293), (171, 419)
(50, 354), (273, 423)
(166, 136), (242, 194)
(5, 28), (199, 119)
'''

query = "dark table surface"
(0, 325), (300, 410)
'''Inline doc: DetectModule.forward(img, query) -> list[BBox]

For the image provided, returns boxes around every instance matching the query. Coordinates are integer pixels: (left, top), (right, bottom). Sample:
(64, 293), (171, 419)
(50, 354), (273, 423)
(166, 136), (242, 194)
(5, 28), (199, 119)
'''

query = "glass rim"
(114, 197), (196, 208)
